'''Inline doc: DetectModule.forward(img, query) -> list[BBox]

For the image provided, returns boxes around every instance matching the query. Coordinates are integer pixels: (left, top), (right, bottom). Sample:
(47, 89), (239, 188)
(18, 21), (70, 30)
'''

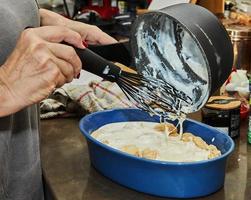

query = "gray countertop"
(40, 114), (251, 200)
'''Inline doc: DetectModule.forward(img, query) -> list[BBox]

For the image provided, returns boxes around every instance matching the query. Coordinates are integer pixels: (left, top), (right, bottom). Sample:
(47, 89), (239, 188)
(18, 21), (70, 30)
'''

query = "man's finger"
(33, 26), (85, 49)
(96, 32), (118, 45)
(53, 57), (75, 83)
(47, 43), (82, 77)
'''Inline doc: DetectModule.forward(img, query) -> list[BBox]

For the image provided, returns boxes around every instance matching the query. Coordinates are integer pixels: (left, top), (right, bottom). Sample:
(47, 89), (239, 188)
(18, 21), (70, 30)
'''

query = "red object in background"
(225, 67), (237, 85)
(147, 0), (152, 4)
(82, 0), (119, 20)
(240, 100), (250, 120)
(223, 67), (250, 120)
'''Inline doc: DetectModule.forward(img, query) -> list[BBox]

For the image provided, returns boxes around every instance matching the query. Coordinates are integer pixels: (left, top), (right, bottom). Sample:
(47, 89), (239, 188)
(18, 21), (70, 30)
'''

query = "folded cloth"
(40, 80), (135, 119)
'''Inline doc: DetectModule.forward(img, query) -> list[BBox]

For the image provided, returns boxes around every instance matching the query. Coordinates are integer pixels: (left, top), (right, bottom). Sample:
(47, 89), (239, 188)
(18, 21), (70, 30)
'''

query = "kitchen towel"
(40, 70), (134, 119)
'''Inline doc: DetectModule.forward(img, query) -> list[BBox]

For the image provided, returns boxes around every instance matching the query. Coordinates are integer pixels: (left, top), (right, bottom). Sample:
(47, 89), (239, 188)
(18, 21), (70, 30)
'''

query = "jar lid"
(205, 96), (241, 110)
(227, 25), (251, 39)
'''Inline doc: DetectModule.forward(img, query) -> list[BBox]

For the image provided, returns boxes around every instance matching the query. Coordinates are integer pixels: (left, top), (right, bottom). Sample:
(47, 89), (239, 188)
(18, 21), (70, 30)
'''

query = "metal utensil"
(73, 47), (189, 116)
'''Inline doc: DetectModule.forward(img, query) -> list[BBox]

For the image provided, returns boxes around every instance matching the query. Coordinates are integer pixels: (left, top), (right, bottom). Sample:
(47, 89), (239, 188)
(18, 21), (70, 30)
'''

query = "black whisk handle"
(74, 47), (122, 82)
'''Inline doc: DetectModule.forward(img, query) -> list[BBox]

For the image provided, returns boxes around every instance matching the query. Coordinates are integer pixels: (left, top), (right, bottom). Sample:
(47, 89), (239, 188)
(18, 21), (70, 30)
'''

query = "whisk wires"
(117, 71), (193, 117)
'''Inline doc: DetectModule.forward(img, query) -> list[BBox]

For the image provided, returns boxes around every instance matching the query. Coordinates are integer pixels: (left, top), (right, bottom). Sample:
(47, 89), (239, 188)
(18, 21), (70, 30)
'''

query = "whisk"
(74, 47), (193, 117)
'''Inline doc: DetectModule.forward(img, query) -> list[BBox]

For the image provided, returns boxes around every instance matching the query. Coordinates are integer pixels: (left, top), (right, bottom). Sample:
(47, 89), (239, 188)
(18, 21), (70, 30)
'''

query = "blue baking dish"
(79, 108), (234, 198)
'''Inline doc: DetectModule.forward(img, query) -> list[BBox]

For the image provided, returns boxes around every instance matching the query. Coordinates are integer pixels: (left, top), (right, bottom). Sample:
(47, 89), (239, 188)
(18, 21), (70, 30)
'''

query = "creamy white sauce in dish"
(91, 121), (221, 162)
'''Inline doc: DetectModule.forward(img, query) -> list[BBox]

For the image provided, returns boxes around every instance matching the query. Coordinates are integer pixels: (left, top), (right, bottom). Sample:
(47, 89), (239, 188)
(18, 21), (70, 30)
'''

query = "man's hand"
(39, 9), (117, 45)
(0, 26), (84, 116)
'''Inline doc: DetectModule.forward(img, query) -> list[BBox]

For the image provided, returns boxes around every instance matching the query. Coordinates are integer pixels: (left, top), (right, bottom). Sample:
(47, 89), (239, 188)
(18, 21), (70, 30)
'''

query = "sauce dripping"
(158, 98), (187, 142)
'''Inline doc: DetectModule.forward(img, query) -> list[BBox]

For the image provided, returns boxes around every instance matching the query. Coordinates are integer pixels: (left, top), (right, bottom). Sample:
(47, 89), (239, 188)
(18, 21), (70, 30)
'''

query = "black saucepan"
(130, 3), (233, 113)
